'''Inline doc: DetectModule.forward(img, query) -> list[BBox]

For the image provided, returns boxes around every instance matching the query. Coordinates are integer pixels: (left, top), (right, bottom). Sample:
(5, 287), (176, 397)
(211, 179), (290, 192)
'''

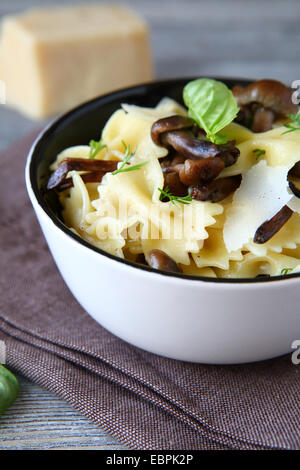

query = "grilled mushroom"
(178, 157), (225, 187)
(254, 205), (293, 244)
(233, 79), (298, 132)
(47, 158), (118, 191)
(145, 249), (182, 273)
(190, 174), (242, 203)
(233, 79), (297, 117)
(151, 115), (195, 146)
(157, 130), (239, 167)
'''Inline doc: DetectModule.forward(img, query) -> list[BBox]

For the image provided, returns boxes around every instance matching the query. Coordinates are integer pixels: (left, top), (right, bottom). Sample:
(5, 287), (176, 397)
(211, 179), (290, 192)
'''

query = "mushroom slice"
(233, 79), (298, 117)
(160, 131), (239, 166)
(163, 171), (188, 197)
(47, 158), (118, 190)
(56, 171), (107, 191)
(251, 107), (275, 133)
(152, 116), (240, 167)
(151, 115), (194, 146)
(254, 205), (293, 244)
(289, 161), (300, 179)
(145, 249), (182, 273)
(178, 157), (225, 186)
(289, 180), (300, 199)
(190, 175), (242, 203)
(287, 161), (300, 198)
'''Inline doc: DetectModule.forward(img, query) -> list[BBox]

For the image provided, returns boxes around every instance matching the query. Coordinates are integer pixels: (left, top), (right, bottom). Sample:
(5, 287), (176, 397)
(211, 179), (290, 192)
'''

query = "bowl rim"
(26, 76), (300, 285)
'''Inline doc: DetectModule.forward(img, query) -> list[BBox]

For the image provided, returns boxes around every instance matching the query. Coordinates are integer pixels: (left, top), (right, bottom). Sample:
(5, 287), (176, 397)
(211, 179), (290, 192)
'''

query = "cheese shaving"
(223, 160), (292, 253)
(287, 194), (300, 214)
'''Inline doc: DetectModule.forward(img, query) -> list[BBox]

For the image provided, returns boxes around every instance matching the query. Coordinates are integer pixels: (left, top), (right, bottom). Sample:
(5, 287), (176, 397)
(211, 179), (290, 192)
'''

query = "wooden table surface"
(1, 0), (299, 450)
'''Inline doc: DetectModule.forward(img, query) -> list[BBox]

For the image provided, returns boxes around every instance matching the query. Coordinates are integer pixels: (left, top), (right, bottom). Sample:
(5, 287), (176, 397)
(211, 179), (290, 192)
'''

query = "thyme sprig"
(282, 109), (300, 135)
(112, 142), (148, 175)
(280, 267), (293, 276)
(158, 186), (192, 206)
(89, 137), (107, 159)
(253, 148), (266, 161)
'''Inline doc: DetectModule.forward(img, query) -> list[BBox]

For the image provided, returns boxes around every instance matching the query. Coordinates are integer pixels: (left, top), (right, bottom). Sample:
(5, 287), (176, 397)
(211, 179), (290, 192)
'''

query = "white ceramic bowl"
(25, 78), (300, 364)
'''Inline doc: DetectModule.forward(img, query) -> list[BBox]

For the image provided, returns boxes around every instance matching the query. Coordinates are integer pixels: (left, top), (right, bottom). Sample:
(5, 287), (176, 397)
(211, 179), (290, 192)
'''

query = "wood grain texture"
(0, 374), (126, 450)
(0, 0), (299, 450)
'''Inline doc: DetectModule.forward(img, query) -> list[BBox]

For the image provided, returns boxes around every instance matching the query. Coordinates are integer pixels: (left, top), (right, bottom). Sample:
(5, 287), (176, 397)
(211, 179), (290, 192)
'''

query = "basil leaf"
(0, 365), (19, 416)
(210, 133), (228, 144)
(183, 78), (239, 143)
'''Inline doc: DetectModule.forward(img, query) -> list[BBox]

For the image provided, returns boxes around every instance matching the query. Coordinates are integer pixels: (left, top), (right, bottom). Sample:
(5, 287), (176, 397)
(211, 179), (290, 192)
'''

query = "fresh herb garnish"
(183, 78), (239, 144)
(112, 143), (148, 175)
(282, 109), (300, 135)
(280, 267), (293, 276)
(89, 137), (107, 159)
(253, 148), (266, 161)
(158, 186), (192, 206)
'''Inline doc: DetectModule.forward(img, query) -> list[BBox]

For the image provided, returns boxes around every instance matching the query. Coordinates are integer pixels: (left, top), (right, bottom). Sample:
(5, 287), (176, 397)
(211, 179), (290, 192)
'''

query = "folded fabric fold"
(0, 133), (299, 450)
(0, 316), (264, 450)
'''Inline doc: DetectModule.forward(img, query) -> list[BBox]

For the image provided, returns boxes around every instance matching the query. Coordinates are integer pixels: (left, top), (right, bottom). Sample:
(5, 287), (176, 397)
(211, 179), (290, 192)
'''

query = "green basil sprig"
(183, 78), (239, 144)
(0, 365), (19, 416)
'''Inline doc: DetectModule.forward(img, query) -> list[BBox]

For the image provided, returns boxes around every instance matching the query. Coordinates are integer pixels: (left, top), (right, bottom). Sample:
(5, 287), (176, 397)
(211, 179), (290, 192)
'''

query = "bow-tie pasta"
(47, 79), (300, 279)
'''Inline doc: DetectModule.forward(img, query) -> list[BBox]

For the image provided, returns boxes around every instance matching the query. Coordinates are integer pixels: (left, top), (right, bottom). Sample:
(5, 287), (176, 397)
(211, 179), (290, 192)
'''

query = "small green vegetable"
(112, 143), (148, 175)
(89, 137), (107, 159)
(282, 109), (300, 135)
(183, 78), (239, 144)
(0, 365), (19, 416)
(253, 148), (266, 161)
(280, 268), (293, 276)
(158, 186), (192, 206)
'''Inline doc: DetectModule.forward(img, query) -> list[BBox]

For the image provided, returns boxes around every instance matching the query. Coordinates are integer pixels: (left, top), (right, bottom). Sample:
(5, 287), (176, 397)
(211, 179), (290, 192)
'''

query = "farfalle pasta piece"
(62, 172), (93, 230)
(88, 145), (222, 264)
(121, 97), (188, 122)
(102, 98), (187, 160)
(50, 145), (91, 171)
(180, 262), (217, 278)
(244, 212), (300, 256)
(62, 172), (125, 258)
(221, 125), (300, 178)
(192, 227), (243, 270)
(47, 86), (300, 279)
(282, 244), (300, 259)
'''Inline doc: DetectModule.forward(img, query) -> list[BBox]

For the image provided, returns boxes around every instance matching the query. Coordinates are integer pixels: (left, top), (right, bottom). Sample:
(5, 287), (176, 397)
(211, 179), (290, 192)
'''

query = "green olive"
(0, 365), (19, 416)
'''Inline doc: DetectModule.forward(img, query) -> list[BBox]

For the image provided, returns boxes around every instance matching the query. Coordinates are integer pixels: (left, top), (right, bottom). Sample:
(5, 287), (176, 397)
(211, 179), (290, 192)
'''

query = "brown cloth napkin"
(0, 132), (299, 451)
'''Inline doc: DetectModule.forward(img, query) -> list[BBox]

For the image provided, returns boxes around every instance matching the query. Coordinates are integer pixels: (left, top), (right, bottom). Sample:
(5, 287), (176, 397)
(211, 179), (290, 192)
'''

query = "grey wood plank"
(0, 374), (126, 450)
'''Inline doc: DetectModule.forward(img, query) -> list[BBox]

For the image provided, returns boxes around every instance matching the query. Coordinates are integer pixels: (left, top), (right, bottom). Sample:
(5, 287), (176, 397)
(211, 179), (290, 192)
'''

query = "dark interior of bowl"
(29, 76), (300, 283)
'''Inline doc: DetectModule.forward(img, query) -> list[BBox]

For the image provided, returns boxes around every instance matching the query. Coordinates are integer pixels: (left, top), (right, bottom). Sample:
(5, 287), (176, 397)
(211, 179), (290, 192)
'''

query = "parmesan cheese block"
(0, 4), (153, 119)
